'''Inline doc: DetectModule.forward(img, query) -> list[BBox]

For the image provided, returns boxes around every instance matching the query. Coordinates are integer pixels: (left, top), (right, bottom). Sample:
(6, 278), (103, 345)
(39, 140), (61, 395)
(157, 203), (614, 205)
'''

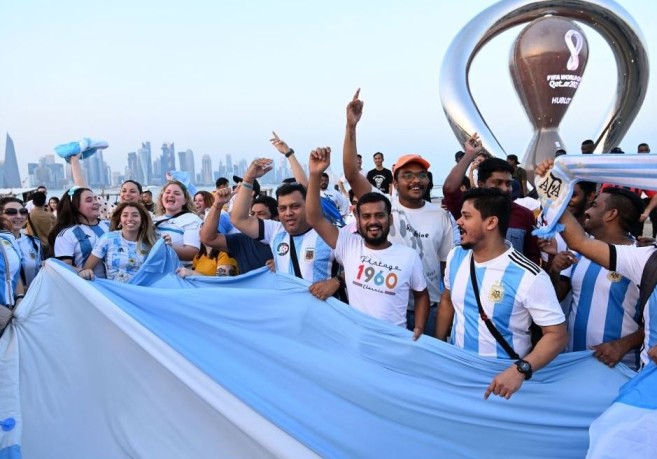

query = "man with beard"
(231, 158), (339, 295)
(341, 90), (453, 337)
(306, 147), (429, 340)
(550, 188), (644, 370)
(443, 147), (541, 264)
(436, 188), (567, 400)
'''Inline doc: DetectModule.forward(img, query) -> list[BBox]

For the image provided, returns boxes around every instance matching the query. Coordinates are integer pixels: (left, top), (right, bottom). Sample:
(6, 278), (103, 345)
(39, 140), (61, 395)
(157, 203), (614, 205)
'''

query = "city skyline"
(2, 1), (656, 187)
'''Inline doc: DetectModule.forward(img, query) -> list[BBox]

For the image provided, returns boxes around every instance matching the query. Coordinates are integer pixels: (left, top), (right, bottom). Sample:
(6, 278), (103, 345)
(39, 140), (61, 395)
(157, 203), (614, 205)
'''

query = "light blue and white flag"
(0, 241), (646, 459)
(54, 138), (109, 163)
(533, 154), (657, 238)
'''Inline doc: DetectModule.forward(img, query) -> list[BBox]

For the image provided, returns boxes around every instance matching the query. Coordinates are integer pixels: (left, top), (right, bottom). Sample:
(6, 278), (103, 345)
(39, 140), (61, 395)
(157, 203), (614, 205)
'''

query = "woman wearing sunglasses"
(0, 197), (43, 289)
(0, 204), (25, 335)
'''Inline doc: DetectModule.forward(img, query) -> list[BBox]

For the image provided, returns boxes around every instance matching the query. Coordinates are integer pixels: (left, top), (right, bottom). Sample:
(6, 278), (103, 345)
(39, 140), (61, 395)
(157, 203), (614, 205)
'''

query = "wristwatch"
(284, 149), (295, 158)
(515, 359), (533, 380)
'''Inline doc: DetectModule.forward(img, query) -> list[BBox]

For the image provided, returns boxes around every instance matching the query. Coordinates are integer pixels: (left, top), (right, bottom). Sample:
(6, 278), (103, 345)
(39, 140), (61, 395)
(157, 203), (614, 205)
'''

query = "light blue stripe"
(602, 276), (631, 343)
(0, 445), (21, 459)
(494, 258), (525, 358)
(572, 261), (601, 351)
(312, 236), (332, 282)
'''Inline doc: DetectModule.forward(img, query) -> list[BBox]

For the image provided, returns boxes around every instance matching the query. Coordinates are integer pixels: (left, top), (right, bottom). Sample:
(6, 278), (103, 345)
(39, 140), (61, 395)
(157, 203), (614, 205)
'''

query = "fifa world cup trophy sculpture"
(440, 0), (649, 181)
(510, 17), (588, 176)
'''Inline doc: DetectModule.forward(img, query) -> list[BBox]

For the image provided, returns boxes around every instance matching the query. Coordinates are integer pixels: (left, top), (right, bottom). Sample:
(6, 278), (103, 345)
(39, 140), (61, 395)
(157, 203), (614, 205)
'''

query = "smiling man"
(231, 158), (336, 285)
(306, 147), (429, 339)
(341, 90), (453, 337)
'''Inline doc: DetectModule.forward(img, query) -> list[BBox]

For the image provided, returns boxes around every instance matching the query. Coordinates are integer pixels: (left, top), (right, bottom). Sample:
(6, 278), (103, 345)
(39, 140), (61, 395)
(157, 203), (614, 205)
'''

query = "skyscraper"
(201, 154), (213, 185)
(3, 133), (21, 187)
(160, 142), (176, 180)
(178, 149), (196, 185)
(138, 142), (152, 185)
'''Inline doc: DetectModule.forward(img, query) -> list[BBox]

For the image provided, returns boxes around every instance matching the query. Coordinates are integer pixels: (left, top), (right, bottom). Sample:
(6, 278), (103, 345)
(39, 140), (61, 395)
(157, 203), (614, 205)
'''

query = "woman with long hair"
(48, 186), (110, 277)
(0, 197), (43, 289)
(48, 197), (60, 217)
(153, 180), (202, 265)
(0, 210), (25, 335)
(78, 202), (160, 282)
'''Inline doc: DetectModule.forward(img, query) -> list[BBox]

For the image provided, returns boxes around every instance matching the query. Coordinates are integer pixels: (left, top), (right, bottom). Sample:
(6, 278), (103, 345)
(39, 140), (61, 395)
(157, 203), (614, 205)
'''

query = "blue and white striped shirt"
(260, 220), (334, 282)
(445, 243), (565, 358)
(563, 253), (641, 369)
(611, 244), (657, 367)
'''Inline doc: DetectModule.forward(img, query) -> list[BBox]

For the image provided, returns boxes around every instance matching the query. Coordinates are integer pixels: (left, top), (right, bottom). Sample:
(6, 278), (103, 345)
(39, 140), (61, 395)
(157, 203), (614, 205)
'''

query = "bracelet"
(242, 181), (254, 190)
(333, 276), (345, 289)
(285, 149), (295, 158)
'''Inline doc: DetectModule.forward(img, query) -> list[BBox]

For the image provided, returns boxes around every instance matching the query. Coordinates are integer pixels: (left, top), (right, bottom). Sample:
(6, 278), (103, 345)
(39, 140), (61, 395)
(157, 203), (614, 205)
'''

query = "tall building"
(126, 152), (143, 184)
(178, 149), (196, 185)
(3, 133), (21, 187)
(160, 142), (176, 180)
(201, 154), (213, 185)
(138, 142), (152, 185)
(83, 151), (110, 188)
(27, 155), (65, 189)
(225, 154), (232, 178)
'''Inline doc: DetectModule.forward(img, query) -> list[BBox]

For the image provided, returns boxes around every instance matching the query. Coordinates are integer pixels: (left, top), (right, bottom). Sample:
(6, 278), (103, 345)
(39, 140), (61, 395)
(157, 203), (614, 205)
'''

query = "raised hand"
(309, 147), (331, 175)
(535, 159), (554, 178)
(213, 187), (236, 209)
(246, 158), (274, 180)
(270, 131), (291, 155)
(464, 132), (482, 155)
(346, 88), (363, 128)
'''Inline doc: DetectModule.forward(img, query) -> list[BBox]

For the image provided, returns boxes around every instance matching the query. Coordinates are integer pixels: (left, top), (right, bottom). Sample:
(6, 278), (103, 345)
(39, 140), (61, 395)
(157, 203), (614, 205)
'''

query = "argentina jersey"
(91, 231), (149, 282)
(564, 253), (641, 369)
(612, 244), (657, 367)
(261, 220), (334, 282)
(445, 243), (564, 358)
(0, 232), (21, 305)
(55, 221), (110, 275)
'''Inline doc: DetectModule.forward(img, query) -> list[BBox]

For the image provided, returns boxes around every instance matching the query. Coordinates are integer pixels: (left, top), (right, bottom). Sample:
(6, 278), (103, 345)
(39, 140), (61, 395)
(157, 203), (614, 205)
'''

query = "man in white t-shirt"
(340, 90), (453, 337)
(306, 147), (429, 339)
(320, 172), (350, 219)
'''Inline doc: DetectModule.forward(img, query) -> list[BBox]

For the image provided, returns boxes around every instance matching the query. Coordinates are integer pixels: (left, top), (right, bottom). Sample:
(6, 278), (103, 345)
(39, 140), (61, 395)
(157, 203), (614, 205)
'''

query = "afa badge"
(607, 271), (623, 282)
(488, 281), (504, 304)
(304, 248), (315, 261)
(277, 242), (290, 256)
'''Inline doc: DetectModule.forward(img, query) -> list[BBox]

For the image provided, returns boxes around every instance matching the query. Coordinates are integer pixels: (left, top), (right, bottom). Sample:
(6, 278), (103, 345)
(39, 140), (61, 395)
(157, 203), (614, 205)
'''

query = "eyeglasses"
(399, 171), (429, 181)
(3, 208), (28, 216)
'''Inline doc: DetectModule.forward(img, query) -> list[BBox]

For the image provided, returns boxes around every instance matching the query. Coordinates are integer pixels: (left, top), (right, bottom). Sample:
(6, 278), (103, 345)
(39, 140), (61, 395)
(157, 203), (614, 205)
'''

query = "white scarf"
(533, 154), (657, 238)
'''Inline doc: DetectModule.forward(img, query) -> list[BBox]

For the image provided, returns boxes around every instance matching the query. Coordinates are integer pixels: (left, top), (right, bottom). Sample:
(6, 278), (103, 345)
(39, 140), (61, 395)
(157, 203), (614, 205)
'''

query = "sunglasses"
(3, 208), (28, 216)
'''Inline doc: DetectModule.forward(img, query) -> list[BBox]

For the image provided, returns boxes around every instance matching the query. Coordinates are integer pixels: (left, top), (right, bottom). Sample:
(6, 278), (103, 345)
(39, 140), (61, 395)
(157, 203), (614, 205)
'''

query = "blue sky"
(1, 0), (655, 183)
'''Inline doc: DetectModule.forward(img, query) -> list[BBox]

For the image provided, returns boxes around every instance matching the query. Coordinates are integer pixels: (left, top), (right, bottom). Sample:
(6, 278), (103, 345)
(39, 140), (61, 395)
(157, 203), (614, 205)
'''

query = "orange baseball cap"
(392, 154), (430, 173)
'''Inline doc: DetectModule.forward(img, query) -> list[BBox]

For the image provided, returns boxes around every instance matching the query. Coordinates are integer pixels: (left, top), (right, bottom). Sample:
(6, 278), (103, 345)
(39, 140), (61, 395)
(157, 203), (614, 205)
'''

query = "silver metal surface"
(440, 0), (649, 179)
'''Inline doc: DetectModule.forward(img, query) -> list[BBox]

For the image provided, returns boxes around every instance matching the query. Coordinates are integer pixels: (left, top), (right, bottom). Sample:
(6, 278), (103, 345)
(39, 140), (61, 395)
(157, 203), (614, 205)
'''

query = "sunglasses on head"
(3, 208), (28, 216)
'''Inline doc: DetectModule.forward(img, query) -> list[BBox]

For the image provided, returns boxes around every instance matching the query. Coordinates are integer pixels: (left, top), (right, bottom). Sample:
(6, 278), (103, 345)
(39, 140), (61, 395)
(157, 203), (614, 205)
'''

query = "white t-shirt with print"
(334, 229), (426, 326)
(388, 196), (453, 304)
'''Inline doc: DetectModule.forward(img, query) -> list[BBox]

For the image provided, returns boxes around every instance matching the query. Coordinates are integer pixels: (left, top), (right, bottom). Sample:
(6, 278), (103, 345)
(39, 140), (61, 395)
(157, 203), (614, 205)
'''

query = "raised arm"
(199, 188), (233, 251)
(343, 89), (373, 199)
(307, 147), (339, 249)
(231, 158), (273, 239)
(535, 159), (612, 269)
(443, 134), (481, 193)
(270, 131), (308, 187)
(69, 154), (88, 188)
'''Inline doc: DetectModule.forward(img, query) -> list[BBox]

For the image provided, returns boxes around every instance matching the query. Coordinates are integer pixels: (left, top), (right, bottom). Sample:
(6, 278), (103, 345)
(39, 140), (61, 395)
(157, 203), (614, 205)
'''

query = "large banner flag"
(0, 243), (645, 458)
